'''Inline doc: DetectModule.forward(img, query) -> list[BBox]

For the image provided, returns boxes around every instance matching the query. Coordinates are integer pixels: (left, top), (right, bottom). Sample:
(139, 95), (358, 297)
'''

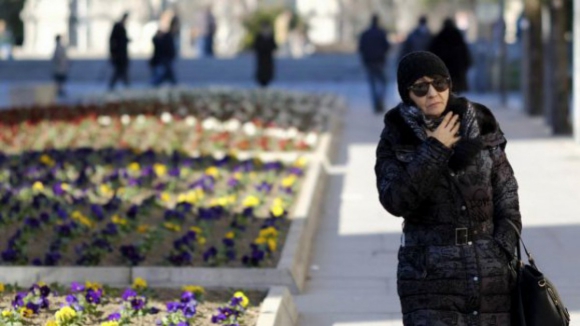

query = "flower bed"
(0, 279), (265, 326)
(0, 88), (341, 154)
(0, 148), (307, 268)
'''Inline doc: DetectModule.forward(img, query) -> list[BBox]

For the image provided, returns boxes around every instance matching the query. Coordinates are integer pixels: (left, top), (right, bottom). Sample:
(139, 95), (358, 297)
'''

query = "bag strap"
(504, 219), (536, 267)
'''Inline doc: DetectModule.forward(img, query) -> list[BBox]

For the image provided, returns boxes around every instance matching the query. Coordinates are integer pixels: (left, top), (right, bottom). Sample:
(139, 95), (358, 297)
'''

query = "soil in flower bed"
(0, 285), (266, 325)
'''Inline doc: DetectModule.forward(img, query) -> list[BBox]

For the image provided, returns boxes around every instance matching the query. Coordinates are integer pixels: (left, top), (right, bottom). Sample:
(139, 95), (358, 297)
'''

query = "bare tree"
(522, 0), (544, 116)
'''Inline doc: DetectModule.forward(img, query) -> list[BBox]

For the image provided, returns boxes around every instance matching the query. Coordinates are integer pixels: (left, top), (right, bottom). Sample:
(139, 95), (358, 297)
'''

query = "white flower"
(224, 119), (241, 132)
(243, 122), (257, 136)
(136, 114), (146, 125)
(305, 132), (318, 146)
(185, 116), (197, 126)
(202, 117), (220, 131)
(287, 127), (299, 139)
(121, 114), (131, 125)
(98, 115), (111, 126)
(161, 112), (173, 124)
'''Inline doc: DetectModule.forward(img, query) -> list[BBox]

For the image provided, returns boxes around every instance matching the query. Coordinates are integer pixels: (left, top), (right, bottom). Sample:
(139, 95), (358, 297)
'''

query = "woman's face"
(408, 76), (450, 118)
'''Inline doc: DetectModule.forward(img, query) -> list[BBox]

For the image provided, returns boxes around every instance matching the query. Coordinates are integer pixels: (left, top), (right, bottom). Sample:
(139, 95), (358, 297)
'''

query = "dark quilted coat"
(375, 97), (522, 326)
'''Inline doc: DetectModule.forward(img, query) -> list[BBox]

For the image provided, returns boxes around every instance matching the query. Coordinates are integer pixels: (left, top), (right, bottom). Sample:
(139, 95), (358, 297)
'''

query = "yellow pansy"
(32, 181), (44, 192)
(101, 322), (119, 326)
(127, 162), (140, 172)
(153, 163), (167, 177)
(100, 184), (113, 197)
(55, 306), (76, 322)
(1, 310), (12, 317)
(271, 205), (285, 217)
(254, 237), (267, 245)
(233, 172), (243, 180)
(210, 196), (229, 207)
(197, 236), (207, 245)
(190, 226), (203, 234)
(37, 281), (46, 287)
(225, 231), (235, 239)
(182, 285), (205, 295)
(45, 321), (57, 326)
(233, 291), (250, 308)
(293, 157), (308, 168)
(160, 192), (171, 203)
(137, 224), (150, 234)
(40, 154), (55, 167)
(61, 183), (71, 191)
(259, 227), (279, 239)
(205, 166), (220, 178)
(111, 215), (127, 226)
(85, 281), (102, 291)
(281, 175), (297, 188)
(242, 195), (260, 208)
(272, 197), (284, 207)
(164, 222), (181, 232)
(267, 239), (277, 252)
(19, 307), (33, 318)
(0, 283), (5, 292)
(132, 277), (147, 289)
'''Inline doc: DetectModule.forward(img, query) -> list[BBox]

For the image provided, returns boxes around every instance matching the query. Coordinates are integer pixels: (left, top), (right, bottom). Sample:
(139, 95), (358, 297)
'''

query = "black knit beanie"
(397, 51), (451, 105)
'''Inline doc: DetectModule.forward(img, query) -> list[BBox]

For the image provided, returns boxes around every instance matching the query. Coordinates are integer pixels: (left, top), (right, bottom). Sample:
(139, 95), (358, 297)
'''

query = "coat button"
(473, 311), (478, 316)
(473, 276), (479, 281)
(450, 172), (455, 177)
(461, 206), (467, 211)
(468, 241), (473, 246)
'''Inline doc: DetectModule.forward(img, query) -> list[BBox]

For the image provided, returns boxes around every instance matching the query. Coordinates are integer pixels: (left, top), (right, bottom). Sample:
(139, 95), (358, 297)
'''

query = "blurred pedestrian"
(398, 15), (431, 61)
(52, 35), (68, 98)
(150, 29), (177, 87)
(109, 12), (131, 90)
(253, 21), (277, 88)
(428, 18), (472, 93)
(202, 8), (216, 57)
(358, 14), (391, 114)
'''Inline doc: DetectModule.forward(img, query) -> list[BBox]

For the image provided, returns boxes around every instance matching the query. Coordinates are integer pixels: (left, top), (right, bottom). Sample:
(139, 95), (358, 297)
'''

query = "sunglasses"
(408, 77), (451, 97)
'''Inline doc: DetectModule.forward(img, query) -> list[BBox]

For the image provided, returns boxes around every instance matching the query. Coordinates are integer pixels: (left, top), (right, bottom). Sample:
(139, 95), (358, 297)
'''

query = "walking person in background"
(52, 35), (68, 98)
(253, 21), (277, 88)
(150, 28), (177, 87)
(398, 15), (431, 61)
(428, 18), (472, 93)
(358, 14), (391, 114)
(375, 51), (521, 325)
(109, 12), (131, 91)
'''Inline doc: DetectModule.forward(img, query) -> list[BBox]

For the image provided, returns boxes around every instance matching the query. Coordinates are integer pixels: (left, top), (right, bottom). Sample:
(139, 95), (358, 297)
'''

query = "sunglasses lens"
(433, 78), (450, 92)
(411, 83), (429, 97)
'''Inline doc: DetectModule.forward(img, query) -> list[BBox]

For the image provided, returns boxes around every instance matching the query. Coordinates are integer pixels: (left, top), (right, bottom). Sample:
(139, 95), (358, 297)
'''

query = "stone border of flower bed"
(0, 96), (346, 296)
(256, 286), (298, 326)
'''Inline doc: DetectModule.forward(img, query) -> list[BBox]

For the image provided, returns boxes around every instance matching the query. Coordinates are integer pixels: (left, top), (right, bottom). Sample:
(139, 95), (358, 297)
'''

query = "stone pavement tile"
(296, 292), (400, 315)
(299, 314), (403, 326)
(305, 278), (392, 294)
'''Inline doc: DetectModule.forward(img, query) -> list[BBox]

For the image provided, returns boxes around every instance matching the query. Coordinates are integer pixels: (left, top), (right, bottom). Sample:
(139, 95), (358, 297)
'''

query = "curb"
(256, 286), (298, 326)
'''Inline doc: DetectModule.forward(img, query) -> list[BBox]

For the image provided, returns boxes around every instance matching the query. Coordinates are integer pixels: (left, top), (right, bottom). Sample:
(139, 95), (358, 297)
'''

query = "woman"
(375, 51), (521, 325)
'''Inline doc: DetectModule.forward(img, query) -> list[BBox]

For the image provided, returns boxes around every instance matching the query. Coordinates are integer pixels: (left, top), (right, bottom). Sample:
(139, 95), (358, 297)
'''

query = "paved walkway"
(293, 84), (580, 325)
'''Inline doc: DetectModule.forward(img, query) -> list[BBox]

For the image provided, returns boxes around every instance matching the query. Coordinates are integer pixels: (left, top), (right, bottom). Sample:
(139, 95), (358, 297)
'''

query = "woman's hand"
(425, 112), (461, 148)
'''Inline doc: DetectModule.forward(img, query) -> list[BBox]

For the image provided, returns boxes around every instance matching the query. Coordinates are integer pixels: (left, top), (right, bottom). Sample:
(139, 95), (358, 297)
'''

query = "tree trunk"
(574, 0), (580, 143)
(548, 0), (572, 134)
(523, 0), (544, 116)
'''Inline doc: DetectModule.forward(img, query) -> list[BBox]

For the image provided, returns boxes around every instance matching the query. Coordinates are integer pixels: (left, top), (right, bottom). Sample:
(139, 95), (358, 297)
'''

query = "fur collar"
(381, 96), (500, 171)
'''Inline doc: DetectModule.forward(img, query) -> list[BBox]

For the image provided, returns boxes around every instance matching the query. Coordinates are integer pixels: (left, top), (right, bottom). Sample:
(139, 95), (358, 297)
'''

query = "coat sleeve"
(375, 129), (453, 217)
(487, 125), (522, 259)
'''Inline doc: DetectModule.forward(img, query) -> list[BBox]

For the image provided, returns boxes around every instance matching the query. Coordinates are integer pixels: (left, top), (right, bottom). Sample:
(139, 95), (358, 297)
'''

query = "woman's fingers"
(450, 121), (461, 135)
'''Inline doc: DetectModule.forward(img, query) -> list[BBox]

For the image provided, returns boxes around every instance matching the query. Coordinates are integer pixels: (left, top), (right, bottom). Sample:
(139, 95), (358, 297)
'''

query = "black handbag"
(506, 220), (571, 326)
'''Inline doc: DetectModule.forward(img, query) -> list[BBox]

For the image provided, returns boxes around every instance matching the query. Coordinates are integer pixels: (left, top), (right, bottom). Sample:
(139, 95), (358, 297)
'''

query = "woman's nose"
(426, 84), (438, 97)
